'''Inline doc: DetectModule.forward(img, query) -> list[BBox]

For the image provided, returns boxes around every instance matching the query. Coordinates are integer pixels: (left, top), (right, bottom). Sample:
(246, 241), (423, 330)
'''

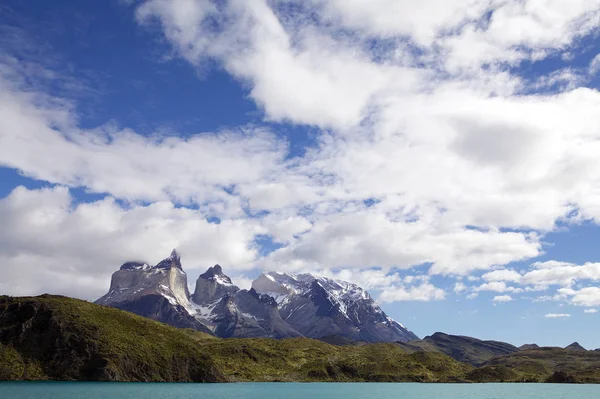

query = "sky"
(1, 0), (600, 349)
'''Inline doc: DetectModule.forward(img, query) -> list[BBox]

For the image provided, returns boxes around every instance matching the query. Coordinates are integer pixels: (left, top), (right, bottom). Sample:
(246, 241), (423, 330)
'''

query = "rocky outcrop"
(192, 265), (239, 305)
(95, 250), (208, 332)
(96, 252), (415, 342)
(210, 289), (302, 338)
(252, 272), (417, 342)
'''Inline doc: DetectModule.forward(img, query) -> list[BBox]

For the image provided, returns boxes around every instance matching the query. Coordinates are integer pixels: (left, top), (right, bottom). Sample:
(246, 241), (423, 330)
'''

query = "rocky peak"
(119, 261), (150, 271)
(192, 265), (239, 305)
(252, 271), (417, 342)
(199, 265), (232, 285)
(565, 342), (587, 351)
(154, 249), (182, 270)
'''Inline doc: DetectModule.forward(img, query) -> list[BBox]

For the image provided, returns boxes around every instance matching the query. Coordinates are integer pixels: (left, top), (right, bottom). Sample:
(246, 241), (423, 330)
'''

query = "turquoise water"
(0, 382), (598, 399)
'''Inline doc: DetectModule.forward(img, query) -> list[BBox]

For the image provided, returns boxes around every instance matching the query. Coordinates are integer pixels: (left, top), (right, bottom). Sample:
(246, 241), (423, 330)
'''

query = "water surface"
(0, 382), (598, 399)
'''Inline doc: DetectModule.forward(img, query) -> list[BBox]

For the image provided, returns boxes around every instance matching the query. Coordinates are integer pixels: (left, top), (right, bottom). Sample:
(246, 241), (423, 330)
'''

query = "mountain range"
(2, 295), (600, 383)
(96, 250), (417, 342)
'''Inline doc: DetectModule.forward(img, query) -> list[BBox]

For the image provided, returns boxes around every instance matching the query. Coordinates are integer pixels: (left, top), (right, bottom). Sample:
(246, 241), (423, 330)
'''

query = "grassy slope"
(0, 295), (471, 382)
(0, 295), (223, 382)
(200, 338), (471, 382)
(2, 295), (599, 383)
(483, 347), (600, 383)
(398, 332), (519, 366)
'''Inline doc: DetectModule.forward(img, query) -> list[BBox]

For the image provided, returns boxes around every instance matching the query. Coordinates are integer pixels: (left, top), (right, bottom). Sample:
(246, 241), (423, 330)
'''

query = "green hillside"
(397, 332), (519, 366)
(1, 295), (599, 383)
(483, 347), (600, 383)
(0, 295), (223, 382)
(0, 295), (470, 382)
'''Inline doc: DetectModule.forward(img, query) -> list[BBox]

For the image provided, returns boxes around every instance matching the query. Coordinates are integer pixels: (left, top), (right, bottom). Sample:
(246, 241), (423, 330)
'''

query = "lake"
(0, 382), (598, 399)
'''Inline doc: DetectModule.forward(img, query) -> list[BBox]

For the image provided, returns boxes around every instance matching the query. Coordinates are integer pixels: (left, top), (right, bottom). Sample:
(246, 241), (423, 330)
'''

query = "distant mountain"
(252, 272), (418, 342)
(96, 251), (415, 342)
(398, 332), (519, 366)
(565, 342), (587, 351)
(95, 250), (211, 333)
(519, 344), (540, 350)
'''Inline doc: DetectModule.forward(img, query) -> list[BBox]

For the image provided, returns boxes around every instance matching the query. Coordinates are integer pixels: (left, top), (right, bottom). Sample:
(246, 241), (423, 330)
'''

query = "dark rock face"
(97, 254), (415, 342)
(154, 249), (183, 270)
(191, 265), (239, 305)
(120, 261), (149, 271)
(203, 289), (302, 339)
(96, 250), (207, 333)
(546, 371), (577, 383)
(252, 272), (418, 342)
(0, 296), (226, 382)
(0, 297), (101, 380)
(113, 294), (211, 333)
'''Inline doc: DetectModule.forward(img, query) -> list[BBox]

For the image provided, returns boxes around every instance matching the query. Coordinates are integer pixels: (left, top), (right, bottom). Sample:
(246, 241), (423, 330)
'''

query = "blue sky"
(2, 0), (600, 348)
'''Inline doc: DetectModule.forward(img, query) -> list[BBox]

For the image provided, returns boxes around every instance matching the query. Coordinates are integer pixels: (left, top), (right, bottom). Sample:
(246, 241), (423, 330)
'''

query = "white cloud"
(545, 313), (571, 318)
(522, 261), (600, 287)
(584, 308), (598, 314)
(379, 282), (445, 303)
(0, 186), (264, 300)
(475, 281), (523, 293)
(482, 269), (522, 283)
(558, 287), (600, 307)
(260, 211), (540, 275)
(2, 0), (600, 303)
(0, 69), (287, 215)
(493, 295), (513, 303)
(454, 282), (467, 294)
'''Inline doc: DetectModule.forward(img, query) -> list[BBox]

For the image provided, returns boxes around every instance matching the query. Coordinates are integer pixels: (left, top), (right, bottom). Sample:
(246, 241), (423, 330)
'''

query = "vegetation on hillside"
(484, 347), (600, 383)
(397, 332), (519, 366)
(1, 295), (599, 383)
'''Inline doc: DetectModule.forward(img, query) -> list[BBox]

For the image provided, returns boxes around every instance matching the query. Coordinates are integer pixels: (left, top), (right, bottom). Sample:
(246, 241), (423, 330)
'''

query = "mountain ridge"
(95, 250), (417, 342)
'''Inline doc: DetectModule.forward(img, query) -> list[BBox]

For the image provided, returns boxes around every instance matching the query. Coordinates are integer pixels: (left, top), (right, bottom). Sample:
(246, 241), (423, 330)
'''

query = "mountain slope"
(191, 266), (302, 339)
(95, 250), (210, 333)
(0, 295), (223, 382)
(483, 347), (600, 383)
(397, 332), (519, 366)
(96, 252), (415, 341)
(0, 295), (470, 382)
(565, 342), (587, 351)
(519, 344), (540, 350)
(252, 272), (417, 342)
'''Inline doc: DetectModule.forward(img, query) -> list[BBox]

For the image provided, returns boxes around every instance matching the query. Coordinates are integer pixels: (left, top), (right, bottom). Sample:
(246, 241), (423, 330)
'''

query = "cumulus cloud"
(0, 72), (286, 213)
(482, 269), (522, 283)
(493, 295), (513, 304)
(0, 186), (264, 299)
(557, 287), (600, 307)
(584, 308), (598, 314)
(2, 0), (600, 303)
(454, 282), (467, 294)
(522, 261), (600, 288)
(379, 281), (446, 303)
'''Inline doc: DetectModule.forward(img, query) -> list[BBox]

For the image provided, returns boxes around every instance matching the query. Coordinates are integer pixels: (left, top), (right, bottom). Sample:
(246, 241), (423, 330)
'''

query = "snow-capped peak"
(154, 248), (183, 270)
(253, 271), (369, 302)
(199, 264), (234, 286)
